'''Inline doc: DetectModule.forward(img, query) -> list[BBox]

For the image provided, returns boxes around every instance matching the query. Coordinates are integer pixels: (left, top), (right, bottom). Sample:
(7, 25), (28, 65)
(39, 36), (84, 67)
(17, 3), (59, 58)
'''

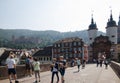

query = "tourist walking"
(100, 54), (105, 67)
(33, 57), (40, 83)
(96, 59), (100, 67)
(104, 59), (108, 69)
(59, 56), (67, 83)
(82, 59), (86, 69)
(76, 58), (81, 72)
(99, 59), (103, 67)
(6, 52), (19, 83)
(50, 58), (59, 83)
(71, 59), (75, 67)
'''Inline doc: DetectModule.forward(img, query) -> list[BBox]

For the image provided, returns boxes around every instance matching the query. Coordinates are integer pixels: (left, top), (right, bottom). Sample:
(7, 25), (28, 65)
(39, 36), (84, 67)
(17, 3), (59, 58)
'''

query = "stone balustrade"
(110, 61), (120, 78)
(0, 64), (51, 80)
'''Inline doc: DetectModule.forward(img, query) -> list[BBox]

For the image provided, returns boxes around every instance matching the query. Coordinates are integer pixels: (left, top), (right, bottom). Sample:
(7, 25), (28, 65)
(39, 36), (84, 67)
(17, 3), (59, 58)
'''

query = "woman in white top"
(6, 52), (19, 83)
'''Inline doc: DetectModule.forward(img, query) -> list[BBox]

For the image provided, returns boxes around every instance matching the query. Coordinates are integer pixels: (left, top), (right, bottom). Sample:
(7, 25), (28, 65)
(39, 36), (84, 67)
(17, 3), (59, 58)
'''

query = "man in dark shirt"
(51, 58), (59, 83)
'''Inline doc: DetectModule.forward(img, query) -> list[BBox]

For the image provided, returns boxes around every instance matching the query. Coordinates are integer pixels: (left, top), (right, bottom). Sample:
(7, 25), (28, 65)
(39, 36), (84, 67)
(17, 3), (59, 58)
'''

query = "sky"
(0, 0), (120, 32)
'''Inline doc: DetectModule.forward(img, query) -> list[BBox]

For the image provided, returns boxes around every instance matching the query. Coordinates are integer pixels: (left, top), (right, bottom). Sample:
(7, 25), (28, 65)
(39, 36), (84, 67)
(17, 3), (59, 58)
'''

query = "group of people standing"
(6, 52), (41, 83)
(50, 56), (67, 83)
(6, 52), (87, 83)
(96, 53), (109, 69)
(50, 57), (87, 83)
(25, 56), (41, 83)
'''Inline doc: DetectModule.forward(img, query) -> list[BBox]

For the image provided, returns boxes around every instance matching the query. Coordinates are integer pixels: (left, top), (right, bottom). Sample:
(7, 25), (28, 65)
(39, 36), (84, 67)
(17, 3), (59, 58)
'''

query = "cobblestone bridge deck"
(1, 64), (120, 83)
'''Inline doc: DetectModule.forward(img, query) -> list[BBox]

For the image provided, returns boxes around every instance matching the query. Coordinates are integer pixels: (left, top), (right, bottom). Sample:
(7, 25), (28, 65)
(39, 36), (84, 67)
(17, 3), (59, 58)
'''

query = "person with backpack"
(104, 59), (108, 69)
(50, 58), (59, 83)
(25, 56), (32, 77)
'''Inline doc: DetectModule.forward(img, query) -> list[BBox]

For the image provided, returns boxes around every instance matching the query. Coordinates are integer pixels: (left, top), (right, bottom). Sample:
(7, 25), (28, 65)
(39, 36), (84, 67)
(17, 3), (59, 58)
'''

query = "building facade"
(92, 35), (112, 59)
(33, 46), (52, 64)
(117, 16), (120, 43)
(106, 13), (118, 44)
(88, 15), (98, 45)
(52, 37), (84, 61)
(88, 12), (120, 61)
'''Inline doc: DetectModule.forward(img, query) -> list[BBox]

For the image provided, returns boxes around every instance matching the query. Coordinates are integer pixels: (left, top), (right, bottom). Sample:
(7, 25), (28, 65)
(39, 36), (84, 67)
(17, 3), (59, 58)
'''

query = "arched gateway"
(91, 35), (112, 59)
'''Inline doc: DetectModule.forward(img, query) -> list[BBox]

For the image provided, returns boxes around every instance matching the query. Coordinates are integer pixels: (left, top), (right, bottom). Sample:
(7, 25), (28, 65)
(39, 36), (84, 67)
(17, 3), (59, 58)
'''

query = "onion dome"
(88, 16), (98, 30)
(106, 13), (117, 28)
(118, 15), (120, 26)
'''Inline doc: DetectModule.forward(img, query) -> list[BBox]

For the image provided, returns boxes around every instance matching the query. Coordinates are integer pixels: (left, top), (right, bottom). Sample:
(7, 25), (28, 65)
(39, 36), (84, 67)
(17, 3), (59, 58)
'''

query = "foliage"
(0, 29), (105, 49)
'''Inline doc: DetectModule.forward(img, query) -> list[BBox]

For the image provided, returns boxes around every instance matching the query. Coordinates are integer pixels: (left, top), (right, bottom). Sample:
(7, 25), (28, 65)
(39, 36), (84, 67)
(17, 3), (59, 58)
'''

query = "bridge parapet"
(110, 61), (120, 78)
(0, 64), (51, 80)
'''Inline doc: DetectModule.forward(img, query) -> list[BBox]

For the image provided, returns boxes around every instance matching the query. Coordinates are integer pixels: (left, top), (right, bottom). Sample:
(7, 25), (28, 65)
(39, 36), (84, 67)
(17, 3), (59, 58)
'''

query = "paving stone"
(0, 64), (120, 83)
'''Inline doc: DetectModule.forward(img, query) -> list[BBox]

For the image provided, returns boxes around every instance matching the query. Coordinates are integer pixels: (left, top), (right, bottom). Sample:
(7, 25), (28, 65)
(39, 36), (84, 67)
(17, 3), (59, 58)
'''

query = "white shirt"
(6, 58), (16, 69)
(76, 60), (81, 65)
(53, 67), (58, 72)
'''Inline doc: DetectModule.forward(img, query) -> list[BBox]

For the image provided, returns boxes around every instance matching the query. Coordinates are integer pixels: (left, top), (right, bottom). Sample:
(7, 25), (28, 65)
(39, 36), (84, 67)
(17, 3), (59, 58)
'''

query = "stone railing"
(110, 61), (120, 78)
(0, 64), (51, 80)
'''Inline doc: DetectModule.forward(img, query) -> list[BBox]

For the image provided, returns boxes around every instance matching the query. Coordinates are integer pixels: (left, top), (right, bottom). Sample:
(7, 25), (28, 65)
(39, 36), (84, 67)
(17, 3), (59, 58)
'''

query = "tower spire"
(118, 12), (120, 26)
(91, 10), (94, 24)
(119, 13), (120, 20)
(110, 6), (113, 21)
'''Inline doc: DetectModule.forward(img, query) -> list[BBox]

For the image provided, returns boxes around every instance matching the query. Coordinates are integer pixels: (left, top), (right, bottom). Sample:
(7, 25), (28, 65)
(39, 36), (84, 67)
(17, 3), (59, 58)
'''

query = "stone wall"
(0, 64), (51, 80)
(110, 61), (120, 78)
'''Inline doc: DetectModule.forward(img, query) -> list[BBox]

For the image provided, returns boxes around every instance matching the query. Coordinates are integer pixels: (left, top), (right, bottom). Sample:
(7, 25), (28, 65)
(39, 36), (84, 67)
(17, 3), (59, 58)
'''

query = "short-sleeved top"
(6, 58), (16, 69)
(52, 62), (59, 72)
(76, 60), (81, 65)
(59, 60), (66, 70)
(33, 61), (40, 71)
